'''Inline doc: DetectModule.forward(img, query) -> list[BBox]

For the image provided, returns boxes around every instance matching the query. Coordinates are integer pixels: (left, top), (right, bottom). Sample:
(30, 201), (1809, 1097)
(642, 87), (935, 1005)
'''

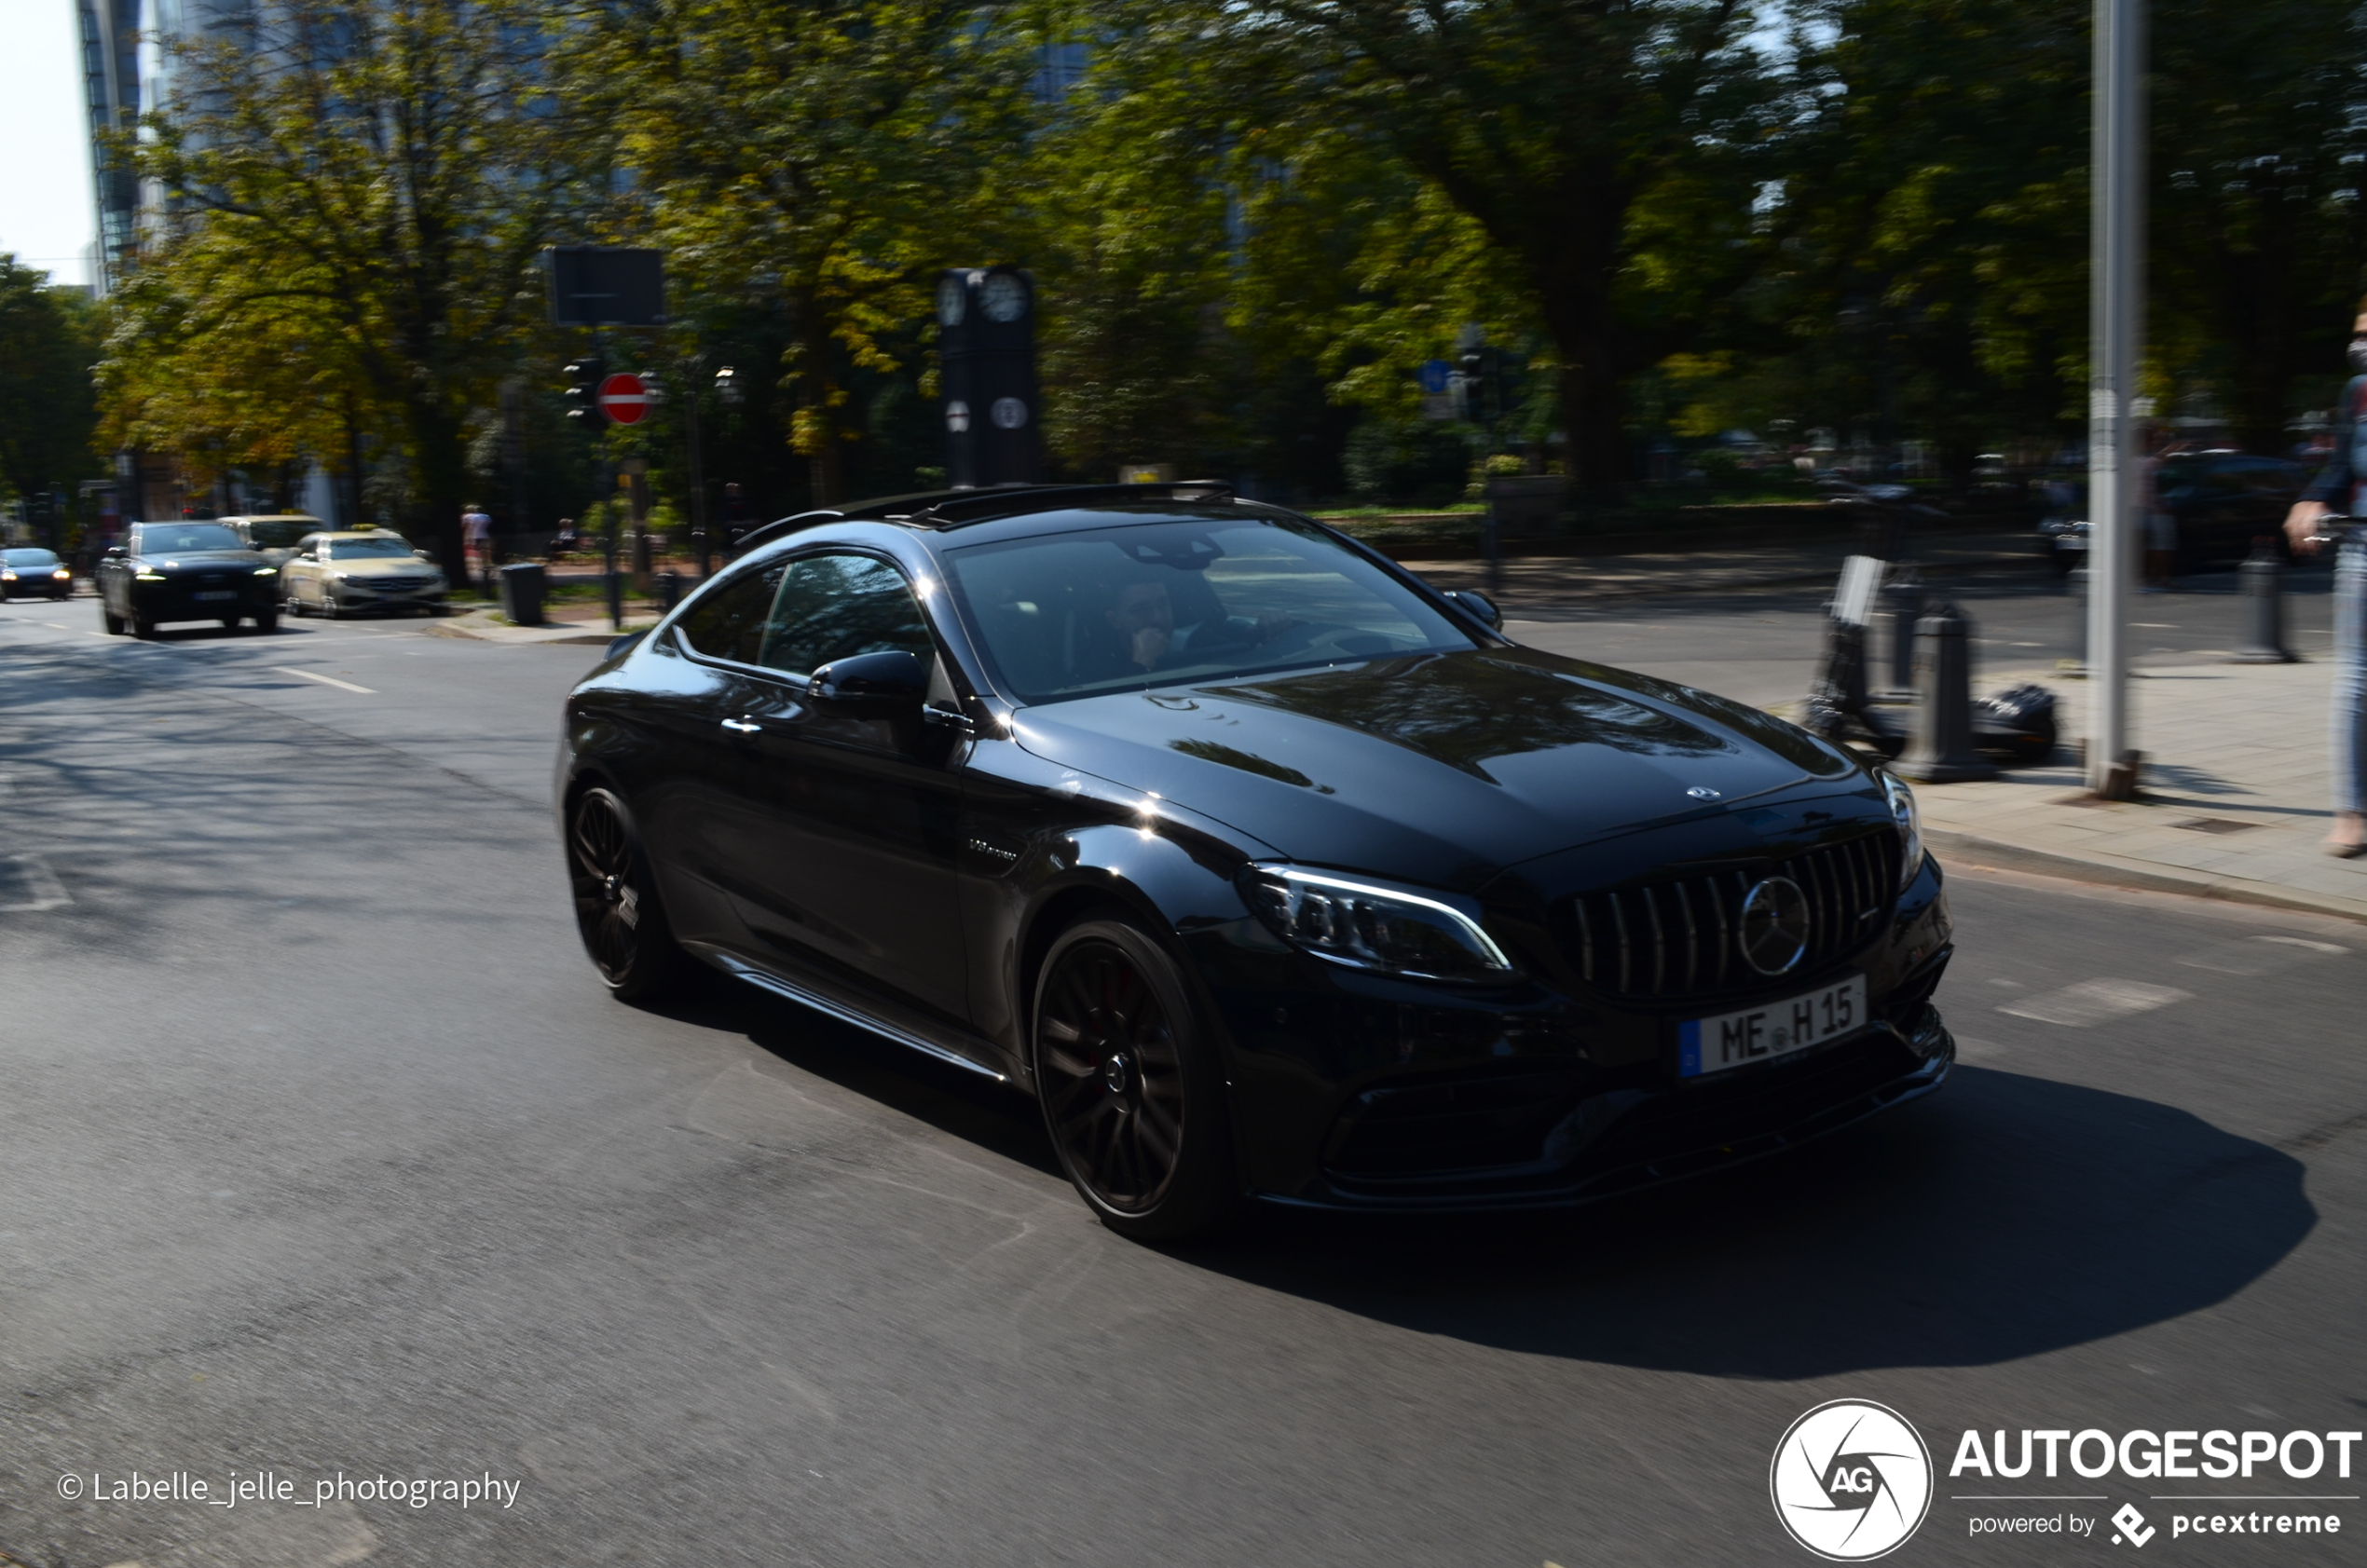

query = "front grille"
(365, 576), (434, 592)
(1559, 832), (1898, 1001)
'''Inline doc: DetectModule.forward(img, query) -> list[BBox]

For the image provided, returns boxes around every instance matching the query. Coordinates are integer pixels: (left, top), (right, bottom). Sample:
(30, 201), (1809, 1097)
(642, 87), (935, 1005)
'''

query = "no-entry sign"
(597, 373), (650, 425)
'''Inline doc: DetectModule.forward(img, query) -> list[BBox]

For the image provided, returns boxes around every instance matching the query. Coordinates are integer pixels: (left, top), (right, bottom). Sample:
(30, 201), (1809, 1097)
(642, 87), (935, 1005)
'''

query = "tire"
(130, 612), (157, 639)
(101, 602), (124, 635)
(252, 610), (279, 634)
(319, 596), (339, 620)
(219, 617), (239, 631)
(1032, 918), (1240, 1240)
(565, 785), (689, 1002)
(284, 591), (307, 618)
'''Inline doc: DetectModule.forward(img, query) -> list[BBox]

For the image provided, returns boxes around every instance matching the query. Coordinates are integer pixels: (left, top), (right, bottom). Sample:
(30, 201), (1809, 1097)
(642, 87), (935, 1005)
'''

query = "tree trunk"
(408, 402), (470, 580)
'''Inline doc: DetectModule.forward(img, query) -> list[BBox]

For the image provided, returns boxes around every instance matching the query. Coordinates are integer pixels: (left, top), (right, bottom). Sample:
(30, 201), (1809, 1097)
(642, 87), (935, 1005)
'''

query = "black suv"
(96, 521), (281, 637)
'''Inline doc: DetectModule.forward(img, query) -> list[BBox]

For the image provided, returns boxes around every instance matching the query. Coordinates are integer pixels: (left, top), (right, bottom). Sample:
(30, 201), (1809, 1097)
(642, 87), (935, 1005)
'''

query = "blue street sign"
(1417, 360), (1452, 394)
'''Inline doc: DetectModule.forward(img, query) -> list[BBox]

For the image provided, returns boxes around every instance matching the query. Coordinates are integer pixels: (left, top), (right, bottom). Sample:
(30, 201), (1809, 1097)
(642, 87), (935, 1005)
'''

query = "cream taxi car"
(280, 530), (448, 618)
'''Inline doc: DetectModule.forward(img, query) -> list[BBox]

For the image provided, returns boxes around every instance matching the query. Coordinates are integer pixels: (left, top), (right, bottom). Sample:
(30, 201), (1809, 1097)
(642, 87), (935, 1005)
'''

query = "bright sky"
(0, 0), (99, 289)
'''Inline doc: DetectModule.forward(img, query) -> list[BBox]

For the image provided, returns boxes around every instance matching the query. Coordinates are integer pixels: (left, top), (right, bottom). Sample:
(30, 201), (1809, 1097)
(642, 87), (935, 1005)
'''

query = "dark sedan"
(556, 484), (1956, 1238)
(1, 548), (74, 601)
(96, 521), (280, 636)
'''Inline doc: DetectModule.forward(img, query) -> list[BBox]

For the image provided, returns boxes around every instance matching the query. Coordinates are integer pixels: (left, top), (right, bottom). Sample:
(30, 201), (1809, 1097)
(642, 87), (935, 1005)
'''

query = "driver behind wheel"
(1102, 575), (1289, 675)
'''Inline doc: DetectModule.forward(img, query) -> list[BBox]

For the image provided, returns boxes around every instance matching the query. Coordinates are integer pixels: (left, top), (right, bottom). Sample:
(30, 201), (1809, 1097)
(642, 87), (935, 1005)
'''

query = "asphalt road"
(1, 589), (2361, 1568)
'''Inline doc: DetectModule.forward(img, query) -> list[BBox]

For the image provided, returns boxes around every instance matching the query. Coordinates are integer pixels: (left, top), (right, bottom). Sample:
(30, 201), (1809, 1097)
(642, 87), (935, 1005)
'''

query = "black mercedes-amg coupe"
(556, 484), (1955, 1237)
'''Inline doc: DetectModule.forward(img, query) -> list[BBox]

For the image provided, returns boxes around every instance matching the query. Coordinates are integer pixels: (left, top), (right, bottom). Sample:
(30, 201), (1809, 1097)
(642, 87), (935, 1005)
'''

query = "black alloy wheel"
(566, 785), (685, 1001)
(1033, 919), (1238, 1240)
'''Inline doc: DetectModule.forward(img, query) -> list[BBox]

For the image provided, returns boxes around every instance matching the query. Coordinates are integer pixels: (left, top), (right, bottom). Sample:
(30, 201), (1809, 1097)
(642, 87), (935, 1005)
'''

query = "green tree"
(567, 0), (1034, 505)
(110, 0), (576, 571)
(0, 259), (103, 528)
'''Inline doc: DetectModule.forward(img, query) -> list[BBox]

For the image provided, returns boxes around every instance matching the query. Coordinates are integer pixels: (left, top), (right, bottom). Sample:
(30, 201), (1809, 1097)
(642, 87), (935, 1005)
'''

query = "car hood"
(1006, 647), (1862, 891)
(335, 557), (435, 575)
(145, 551), (259, 570)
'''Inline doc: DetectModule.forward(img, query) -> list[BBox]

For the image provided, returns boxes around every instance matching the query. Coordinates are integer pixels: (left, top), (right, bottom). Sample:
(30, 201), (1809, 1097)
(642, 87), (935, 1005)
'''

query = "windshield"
(139, 525), (242, 553)
(248, 519), (319, 547)
(942, 511), (1475, 703)
(3, 550), (60, 567)
(327, 536), (419, 559)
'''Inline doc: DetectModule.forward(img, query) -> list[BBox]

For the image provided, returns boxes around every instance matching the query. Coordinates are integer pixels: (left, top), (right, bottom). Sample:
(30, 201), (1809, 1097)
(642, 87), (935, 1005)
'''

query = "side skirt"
(684, 941), (1014, 1087)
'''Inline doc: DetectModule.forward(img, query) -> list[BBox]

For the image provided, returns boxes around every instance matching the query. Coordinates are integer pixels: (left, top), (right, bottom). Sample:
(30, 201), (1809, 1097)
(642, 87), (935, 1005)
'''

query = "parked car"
(95, 521), (280, 636)
(220, 513), (326, 572)
(555, 483), (1957, 1238)
(279, 530), (448, 618)
(0, 547), (74, 601)
(2037, 452), (2306, 576)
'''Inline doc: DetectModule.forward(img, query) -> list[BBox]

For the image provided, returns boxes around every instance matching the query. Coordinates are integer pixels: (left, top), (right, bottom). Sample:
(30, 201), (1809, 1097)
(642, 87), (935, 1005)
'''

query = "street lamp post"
(2086, 0), (2144, 798)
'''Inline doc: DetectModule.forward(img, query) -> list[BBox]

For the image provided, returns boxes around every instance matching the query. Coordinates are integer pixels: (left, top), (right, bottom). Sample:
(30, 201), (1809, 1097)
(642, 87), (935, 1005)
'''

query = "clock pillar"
(937, 266), (1044, 487)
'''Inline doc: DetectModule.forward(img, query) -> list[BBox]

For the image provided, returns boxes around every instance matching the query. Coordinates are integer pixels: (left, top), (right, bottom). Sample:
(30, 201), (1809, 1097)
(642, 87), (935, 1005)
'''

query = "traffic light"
(564, 357), (607, 425)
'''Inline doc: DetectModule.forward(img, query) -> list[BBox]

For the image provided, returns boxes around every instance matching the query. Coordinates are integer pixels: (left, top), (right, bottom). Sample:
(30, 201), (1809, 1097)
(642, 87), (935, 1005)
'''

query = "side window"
(676, 558), (790, 665)
(757, 552), (934, 676)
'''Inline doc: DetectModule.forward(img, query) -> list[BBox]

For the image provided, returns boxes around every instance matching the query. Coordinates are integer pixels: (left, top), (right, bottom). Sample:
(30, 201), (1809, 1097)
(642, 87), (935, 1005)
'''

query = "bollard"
(655, 570), (682, 613)
(2059, 565), (2089, 677)
(1873, 573), (1924, 701)
(1893, 603), (1998, 783)
(2225, 539), (2296, 664)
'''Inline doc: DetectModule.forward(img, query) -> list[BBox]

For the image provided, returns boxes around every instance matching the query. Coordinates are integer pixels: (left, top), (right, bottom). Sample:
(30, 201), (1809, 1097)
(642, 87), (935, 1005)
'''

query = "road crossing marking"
(1997, 978), (2191, 1028)
(272, 666), (376, 694)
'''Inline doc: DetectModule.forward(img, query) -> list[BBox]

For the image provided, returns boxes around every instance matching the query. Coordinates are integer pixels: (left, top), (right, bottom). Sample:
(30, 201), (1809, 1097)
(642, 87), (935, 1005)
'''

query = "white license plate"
(192, 590), (236, 601)
(1679, 975), (1866, 1079)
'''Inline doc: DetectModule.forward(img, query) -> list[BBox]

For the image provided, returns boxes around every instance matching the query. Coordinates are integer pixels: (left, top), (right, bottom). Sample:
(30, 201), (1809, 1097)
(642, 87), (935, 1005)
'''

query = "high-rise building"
(76, 0), (142, 294)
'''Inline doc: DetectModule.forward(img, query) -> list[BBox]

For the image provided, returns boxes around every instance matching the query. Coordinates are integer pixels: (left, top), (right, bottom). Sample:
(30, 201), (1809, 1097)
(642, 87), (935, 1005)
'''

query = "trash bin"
(498, 561), (547, 627)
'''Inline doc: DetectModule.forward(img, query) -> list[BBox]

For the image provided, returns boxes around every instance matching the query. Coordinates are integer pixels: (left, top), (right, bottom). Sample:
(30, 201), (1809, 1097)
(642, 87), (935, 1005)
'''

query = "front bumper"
(1192, 851), (1956, 1213)
(328, 579), (446, 612)
(130, 579), (277, 619)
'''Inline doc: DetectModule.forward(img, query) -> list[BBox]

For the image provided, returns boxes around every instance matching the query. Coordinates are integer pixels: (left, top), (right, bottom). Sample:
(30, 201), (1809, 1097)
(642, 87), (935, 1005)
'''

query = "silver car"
(280, 531), (448, 618)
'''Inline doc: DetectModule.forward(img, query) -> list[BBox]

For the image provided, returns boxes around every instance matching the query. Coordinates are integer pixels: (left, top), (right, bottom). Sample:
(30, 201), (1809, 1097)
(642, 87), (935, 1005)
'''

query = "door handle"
(720, 717), (762, 735)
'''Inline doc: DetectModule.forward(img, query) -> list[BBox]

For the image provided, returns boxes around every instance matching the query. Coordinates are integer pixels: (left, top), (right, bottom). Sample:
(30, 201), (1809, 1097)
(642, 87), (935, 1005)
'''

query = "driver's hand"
(2286, 500), (2329, 556)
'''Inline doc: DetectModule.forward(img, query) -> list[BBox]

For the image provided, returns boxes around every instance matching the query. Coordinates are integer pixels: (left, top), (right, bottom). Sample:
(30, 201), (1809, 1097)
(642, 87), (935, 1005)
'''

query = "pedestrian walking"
(547, 517), (579, 565)
(462, 501), (493, 590)
(2282, 299), (2367, 858)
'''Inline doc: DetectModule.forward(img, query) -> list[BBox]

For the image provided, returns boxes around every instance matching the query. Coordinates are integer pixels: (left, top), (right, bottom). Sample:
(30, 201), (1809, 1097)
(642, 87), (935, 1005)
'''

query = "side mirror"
(1443, 589), (1502, 631)
(415, 549), (433, 561)
(248, 540), (264, 552)
(296, 551), (316, 561)
(810, 650), (929, 714)
(103, 546), (125, 559)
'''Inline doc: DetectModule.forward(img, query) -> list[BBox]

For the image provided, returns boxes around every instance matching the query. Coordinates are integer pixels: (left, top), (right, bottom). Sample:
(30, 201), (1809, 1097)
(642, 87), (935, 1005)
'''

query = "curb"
(422, 615), (624, 648)
(1925, 825), (2367, 926)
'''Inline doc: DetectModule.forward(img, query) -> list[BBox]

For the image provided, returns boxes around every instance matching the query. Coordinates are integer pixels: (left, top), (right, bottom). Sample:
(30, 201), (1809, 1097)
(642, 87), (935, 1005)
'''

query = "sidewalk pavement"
(1901, 659), (2367, 923)
(424, 603), (646, 647)
(1406, 525), (2038, 608)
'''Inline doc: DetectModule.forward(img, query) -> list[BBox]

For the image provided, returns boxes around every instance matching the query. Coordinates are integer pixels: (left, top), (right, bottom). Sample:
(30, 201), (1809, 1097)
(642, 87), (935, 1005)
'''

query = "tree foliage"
(0, 259), (103, 515)
(105, 0), (577, 569)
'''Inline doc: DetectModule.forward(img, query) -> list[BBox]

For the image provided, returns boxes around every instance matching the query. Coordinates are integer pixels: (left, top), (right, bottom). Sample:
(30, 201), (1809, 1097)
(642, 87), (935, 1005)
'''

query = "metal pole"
(2085, 0), (2144, 797)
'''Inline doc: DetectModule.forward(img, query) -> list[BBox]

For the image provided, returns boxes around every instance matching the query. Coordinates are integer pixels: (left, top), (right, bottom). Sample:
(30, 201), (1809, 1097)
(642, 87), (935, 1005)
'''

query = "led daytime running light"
(1246, 866), (1512, 982)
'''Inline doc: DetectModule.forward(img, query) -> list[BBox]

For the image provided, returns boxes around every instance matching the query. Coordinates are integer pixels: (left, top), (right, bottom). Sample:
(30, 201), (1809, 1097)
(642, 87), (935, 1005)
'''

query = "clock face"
(980, 272), (1029, 323)
(936, 277), (966, 328)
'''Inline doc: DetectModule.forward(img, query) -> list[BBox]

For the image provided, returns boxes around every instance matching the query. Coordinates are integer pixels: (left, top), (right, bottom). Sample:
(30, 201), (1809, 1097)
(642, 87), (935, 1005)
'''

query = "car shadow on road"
(1170, 1065), (2314, 1377)
(629, 970), (1064, 1181)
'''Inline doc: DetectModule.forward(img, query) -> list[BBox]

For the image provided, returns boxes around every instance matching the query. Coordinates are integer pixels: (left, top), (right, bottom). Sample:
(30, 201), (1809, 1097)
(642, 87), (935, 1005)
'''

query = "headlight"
(136, 570), (166, 581)
(1879, 770), (1925, 889)
(253, 566), (276, 576)
(0, 572), (14, 582)
(52, 568), (69, 579)
(1243, 866), (1514, 983)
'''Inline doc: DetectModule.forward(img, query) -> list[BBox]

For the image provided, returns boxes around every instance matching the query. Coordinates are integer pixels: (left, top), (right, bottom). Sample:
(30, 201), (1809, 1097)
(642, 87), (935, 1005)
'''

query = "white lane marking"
(2176, 934), (2349, 975)
(44, 621), (69, 630)
(271, 665), (375, 694)
(0, 854), (71, 911)
(1998, 979), (2192, 1028)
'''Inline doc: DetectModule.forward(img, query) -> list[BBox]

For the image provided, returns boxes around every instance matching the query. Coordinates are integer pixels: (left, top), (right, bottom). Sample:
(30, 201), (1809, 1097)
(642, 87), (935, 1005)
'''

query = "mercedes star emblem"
(1737, 876), (1811, 975)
